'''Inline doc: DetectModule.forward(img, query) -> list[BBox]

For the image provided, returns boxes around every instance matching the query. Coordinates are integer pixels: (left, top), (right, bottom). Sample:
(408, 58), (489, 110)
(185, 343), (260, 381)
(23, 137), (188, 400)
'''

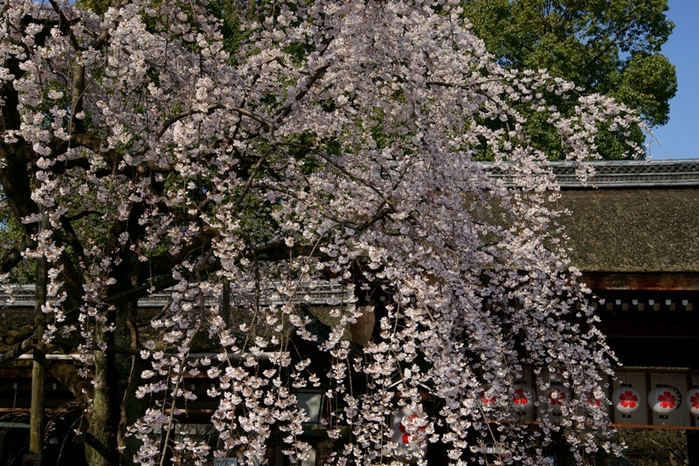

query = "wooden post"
(28, 345), (45, 460)
(28, 212), (48, 465)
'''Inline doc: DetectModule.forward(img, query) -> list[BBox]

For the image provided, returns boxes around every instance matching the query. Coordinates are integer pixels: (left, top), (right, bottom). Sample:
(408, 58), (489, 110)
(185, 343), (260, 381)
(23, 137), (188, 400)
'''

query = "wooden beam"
(581, 273), (699, 291)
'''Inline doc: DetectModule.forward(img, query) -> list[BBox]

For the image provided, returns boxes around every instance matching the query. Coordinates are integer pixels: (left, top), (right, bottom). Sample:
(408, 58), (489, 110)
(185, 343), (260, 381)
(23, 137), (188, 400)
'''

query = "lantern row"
(481, 383), (572, 415)
(613, 385), (699, 418)
(480, 383), (699, 418)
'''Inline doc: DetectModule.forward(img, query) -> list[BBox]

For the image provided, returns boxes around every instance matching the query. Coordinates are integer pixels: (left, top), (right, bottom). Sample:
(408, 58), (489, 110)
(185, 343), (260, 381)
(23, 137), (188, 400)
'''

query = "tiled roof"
(486, 159), (699, 188)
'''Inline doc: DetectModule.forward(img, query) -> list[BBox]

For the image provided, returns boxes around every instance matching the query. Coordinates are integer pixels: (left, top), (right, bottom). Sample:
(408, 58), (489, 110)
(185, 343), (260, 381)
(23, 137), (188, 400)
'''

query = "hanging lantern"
(479, 391), (497, 408)
(511, 383), (534, 412)
(390, 407), (428, 464)
(612, 386), (641, 415)
(648, 386), (682, 415)
(547, 385), (570, 414)
(585, 391), (602, 407)
(397, 413), (427, 445)
(686, 387), (699, 416)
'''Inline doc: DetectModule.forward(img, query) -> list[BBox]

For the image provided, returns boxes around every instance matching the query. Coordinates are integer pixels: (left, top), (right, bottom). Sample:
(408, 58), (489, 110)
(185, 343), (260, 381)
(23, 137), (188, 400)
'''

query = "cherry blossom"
(0, 0), (641, 464)
(549, 388), (567, 406)
(586, 391), (602, 407)
(513, 388), (530, 407)
(691, 394), (699, 410)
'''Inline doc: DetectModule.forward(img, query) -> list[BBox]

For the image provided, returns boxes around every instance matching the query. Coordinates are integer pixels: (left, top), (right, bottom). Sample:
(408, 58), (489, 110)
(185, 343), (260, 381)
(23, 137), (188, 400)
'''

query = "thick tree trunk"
(51, 359), (119, 466)
(115, 300), (146, 466)
(85, 348), (118, 466)
(50, 362), (91, 404)
(83, 279), (144, 466)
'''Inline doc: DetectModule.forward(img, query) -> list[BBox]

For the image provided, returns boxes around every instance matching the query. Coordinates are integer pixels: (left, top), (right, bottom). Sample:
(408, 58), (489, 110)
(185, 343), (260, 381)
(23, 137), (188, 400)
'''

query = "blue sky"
(647, 1), (699, 160)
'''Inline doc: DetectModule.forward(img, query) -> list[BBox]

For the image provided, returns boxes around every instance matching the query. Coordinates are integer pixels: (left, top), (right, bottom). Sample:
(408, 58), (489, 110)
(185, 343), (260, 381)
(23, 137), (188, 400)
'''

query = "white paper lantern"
(390, 408), (427, 463)
(512, 384), (534, 412)
(648, 386), (681, 415)
(686, 387), (699, 416)
(479, 391), (497, 407)
(547, 385), (570, 413)
(612, 386), (641, 415)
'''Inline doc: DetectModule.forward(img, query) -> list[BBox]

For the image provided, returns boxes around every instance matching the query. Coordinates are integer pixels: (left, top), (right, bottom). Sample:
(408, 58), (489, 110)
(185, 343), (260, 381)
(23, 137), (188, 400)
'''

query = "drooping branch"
(140, 228), (216, 281)
(273, 36), (334, 123)
(58, 215), (88, 264)
(251, 180), (393, 237)
(305, 146), (403, 219)
(274, 64), (330, 122)
(229, 145), (276, 216)
(135, 298), (171, 328)
(253, 240), (326, 262)
(69, 62), (87, 135)
(64, 210), (101, 222)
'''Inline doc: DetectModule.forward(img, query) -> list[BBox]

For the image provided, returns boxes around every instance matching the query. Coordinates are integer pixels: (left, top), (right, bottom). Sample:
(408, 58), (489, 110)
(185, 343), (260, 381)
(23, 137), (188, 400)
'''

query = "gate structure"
(557, 160), (699, 464)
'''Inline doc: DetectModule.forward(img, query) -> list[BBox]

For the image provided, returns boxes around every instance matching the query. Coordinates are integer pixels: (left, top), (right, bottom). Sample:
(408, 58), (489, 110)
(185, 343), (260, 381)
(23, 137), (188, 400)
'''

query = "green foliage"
(76, 0), (112, 16)
(0, 213), (34, 284)
(462, 0), (677, 159)
(615, 52), (676, 126)
(206, 0), (257, 65)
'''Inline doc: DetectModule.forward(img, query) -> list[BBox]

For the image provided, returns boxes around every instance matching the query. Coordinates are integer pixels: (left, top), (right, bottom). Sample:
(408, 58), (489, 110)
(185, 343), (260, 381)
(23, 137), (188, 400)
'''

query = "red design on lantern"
(686, 388), (699, 416)
(510, 383), (534, 413)
(658, 391), (677, 409)
(586, 391), (602, 407)
(619, 390), (638, 409)
(399, 414), (426, 445)
(513, 387), (529, 406)
(549, 388), (567, 406)
(648, 386), (681, 415)
(480, 391), (496, 404)
(547, 385), (570, 414)
(613, 386), (641, 415)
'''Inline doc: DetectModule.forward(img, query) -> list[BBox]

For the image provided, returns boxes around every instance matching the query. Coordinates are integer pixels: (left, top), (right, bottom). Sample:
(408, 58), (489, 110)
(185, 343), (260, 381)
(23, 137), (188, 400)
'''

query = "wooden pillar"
(29, 212), (48, 465)
(28, 346), (44, 460)
(688, 430), (699, 466)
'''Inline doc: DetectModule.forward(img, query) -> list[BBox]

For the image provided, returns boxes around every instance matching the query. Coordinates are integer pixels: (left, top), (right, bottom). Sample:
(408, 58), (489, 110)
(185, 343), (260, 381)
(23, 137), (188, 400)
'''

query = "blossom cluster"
(0, 0), (641, 464)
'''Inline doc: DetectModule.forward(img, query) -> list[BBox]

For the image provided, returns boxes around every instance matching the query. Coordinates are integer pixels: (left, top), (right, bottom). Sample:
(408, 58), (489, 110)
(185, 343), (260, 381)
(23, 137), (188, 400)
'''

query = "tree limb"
(0, 241), (25, 273)
(50, 361), (91, 406)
